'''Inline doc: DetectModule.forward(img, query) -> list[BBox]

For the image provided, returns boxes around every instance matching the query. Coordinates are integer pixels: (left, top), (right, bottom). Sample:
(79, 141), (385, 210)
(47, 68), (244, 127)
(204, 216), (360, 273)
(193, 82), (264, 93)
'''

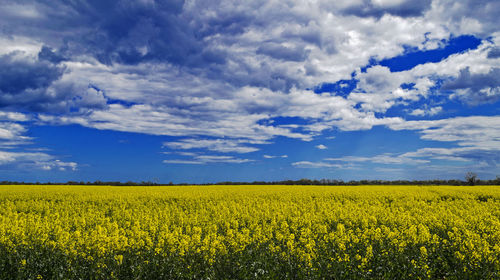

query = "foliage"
(0, 185), (499, 279)
(465, 172), (478, 186)
(2, 175), (500, 186)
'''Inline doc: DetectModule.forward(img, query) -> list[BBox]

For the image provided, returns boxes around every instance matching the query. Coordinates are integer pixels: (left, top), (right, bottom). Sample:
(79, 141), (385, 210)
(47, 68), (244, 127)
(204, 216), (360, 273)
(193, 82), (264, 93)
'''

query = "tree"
(465, 172), (478, 186)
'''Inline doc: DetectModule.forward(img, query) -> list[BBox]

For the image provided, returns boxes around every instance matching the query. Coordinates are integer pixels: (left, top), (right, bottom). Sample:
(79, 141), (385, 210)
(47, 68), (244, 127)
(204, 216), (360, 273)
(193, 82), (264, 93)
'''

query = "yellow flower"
(114, 254), (124, 265)
(420, 246), (428, 258)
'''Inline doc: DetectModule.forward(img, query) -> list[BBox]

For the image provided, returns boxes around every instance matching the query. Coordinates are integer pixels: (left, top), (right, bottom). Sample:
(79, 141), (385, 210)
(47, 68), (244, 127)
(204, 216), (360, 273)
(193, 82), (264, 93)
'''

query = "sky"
(0, 0), (499, 183)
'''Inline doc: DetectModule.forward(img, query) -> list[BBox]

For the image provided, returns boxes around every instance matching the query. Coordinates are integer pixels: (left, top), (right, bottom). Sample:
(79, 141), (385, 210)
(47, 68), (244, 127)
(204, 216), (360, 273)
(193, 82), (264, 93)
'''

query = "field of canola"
(0, 185), (499, 279)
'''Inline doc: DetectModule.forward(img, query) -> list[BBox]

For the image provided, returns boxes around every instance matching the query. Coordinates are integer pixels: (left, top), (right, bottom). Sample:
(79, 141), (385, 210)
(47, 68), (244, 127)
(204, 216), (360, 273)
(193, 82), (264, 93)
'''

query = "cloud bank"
(0, 0), (499, 177)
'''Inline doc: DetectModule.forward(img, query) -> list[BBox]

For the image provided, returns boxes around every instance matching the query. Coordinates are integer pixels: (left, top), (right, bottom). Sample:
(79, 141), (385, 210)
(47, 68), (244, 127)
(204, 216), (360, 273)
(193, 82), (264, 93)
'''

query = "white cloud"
(292, 161), (344, 168)
(0, 3), (43, 20)
(176, 152), (199, 157)
(322, 114), (500, 169)
(164, 138), (259, 154)
(0, 36), (42, 56)
(0, 117), (78, 171)
(263, 154), (288, 159)
(195, 155), (253, 163)
(316, 144), (327, 150)
(0, 150), (77, 171)
(334, 115), (500, 167)
(0, 122), (32, 147)
(389, 115), (500, 149)
(1, 0), (500, 165)
(0, 112), (30, 122)
(323, 144), (500, 177)
(1, 0), (470, 138)
(409, 106), (442, 116)
(164, 154), (253, 164)
(326, 154), (429, 165)
(348, 65), (435, 113)
(163, 160), (204, 165)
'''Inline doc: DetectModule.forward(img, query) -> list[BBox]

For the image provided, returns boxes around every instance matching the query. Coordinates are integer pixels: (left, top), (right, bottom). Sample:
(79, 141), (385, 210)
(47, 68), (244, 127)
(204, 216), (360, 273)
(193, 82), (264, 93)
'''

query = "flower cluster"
(0, 185), (499, 279)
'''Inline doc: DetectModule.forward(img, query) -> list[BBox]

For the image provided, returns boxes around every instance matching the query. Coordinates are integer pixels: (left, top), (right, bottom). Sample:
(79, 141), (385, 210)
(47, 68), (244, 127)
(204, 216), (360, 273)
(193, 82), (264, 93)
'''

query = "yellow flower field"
(0, 185), (499, 279)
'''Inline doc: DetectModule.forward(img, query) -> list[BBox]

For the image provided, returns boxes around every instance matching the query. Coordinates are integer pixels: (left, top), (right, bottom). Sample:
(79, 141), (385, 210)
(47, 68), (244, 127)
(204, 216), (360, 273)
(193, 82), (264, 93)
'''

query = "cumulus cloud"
(431, 0), (500, 36)
(38, 45), (67, 64)
(0, 53), (65, 111)
(487, 47), (500, 59)
(315, 144), (327, 150)
(444, 67), (500, 105)
(256, 43), (310, 62)
(345, 36), (499, 115)
(340, 0), (432, 18)
(409, 106), (442, 116)
(0, 51), (109, 114)
(0, 0), (480, 101)
(0, 112), (30, 122)
(349, 66), (433, 113)
(0, 0), (499, 168)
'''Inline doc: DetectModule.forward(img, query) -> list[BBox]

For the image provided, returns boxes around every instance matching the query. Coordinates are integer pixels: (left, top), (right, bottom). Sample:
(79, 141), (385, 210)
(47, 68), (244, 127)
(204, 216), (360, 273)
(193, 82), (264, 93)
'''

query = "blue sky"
(0, 0), (499, 183)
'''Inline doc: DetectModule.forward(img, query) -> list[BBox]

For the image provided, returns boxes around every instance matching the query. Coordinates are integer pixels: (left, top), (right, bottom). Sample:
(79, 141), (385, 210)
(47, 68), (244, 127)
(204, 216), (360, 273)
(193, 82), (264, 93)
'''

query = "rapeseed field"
(0, 185), (499, 279)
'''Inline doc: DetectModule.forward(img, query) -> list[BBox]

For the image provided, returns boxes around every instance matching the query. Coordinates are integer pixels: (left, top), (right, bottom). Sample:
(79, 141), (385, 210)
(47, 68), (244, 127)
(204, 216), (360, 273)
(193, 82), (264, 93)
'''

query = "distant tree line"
(1, 174), (499, 186)
(213, 176), (500, 186)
